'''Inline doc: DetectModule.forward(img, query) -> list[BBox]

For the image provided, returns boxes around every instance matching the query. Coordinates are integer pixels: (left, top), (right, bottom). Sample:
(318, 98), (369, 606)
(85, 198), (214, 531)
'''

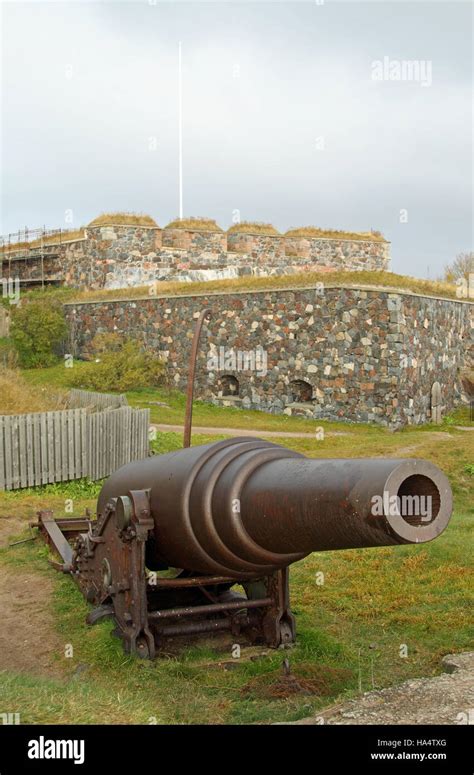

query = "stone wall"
(284, 236), (389, 271)
(1, 224), (391, 290)
(162, 227), (226, 252)
(227, 232), (285, 260)
(63, 226), (161, 288)
(1, 242), (82, 283)
(64, 285), (473, 427)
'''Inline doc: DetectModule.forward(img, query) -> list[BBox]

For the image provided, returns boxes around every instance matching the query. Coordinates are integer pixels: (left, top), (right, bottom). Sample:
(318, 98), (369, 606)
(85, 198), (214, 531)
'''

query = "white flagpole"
(178, 41), (183, 220)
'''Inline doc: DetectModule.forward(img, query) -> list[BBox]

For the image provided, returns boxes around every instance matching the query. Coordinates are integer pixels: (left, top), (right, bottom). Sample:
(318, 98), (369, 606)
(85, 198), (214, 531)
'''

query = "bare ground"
(0, 565), (65, 678)
(279, 653), (474, 725)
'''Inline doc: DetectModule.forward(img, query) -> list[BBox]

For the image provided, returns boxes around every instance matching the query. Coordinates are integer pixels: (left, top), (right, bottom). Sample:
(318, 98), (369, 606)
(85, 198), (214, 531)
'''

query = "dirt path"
(152, 423), (349, 438)
(0, 565), (65, 678)
(152, 425), (457, 445)
(279, 653), (474, 725)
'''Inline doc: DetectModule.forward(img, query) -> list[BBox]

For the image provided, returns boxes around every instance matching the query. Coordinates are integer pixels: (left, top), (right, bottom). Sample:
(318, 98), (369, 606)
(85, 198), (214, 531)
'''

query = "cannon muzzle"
(97, 437), (452, 580)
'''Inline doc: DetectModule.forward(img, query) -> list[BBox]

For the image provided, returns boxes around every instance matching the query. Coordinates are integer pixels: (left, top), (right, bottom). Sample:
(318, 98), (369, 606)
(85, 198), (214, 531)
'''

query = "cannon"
(34, 436), (452, 658)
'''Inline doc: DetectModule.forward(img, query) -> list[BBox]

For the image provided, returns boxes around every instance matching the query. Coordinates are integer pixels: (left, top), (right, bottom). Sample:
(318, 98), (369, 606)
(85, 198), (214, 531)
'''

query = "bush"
(68, 338), (166, 392)
(88, 332), (123, 355)
(10, 300), (68, 368)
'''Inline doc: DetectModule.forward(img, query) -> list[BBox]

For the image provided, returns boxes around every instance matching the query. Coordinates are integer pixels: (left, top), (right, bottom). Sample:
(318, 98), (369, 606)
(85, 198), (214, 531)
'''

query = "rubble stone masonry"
(2, 225), (390, 291)
(64, 284), (473, 427)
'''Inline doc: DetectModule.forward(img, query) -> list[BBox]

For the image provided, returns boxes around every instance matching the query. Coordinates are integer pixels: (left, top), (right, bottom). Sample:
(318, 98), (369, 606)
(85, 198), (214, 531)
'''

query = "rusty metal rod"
(152, 575), (239, 588)
(149, 596), (272, 620)
(183, 308), (211, 448)
(156, 619), (233, 637)
(9, 536), (36, 547)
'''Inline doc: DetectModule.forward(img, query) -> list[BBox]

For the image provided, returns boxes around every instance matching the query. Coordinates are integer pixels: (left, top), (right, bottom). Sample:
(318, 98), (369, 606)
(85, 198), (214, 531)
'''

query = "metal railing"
(0, 227), (76, 260)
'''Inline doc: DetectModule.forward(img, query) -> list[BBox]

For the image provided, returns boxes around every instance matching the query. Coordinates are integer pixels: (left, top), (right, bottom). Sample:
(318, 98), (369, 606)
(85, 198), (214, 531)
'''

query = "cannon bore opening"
(396, 474), (441, 526)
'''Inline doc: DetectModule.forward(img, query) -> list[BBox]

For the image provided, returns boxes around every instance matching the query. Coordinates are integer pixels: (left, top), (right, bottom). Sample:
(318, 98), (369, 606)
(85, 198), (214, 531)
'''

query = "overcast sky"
(1, 0), (472, 278)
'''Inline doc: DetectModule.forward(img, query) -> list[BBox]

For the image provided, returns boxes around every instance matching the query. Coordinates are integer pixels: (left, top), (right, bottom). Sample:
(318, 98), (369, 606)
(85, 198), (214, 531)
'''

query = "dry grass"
(0, 368), (66, 415)
(2, 229), (85, 254)
(68, 269), (461, 304)
(88, 213), (158, 227)
(165, 217), (223, 232)
(285, 226), (387, 242)
(227, 222), (280, 236)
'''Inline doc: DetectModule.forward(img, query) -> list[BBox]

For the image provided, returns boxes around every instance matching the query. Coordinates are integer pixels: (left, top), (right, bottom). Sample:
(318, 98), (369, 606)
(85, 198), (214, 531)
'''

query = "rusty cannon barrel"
(97, 437), (452, 580)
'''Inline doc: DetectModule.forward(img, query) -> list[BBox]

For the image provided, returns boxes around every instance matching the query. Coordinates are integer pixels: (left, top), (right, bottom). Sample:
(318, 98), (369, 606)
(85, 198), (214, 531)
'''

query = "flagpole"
(178, 41), (183, 220)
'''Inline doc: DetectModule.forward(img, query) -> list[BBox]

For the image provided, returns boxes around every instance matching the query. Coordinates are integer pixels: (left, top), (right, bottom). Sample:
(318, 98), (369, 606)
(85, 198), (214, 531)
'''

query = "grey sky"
(1, 0), (472, 278)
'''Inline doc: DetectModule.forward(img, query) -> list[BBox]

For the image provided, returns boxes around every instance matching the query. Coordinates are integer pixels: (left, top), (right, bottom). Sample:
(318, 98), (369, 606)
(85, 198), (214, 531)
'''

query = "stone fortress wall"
(65, 284), (473, 428)
(1, 220), (390, 291)
(6, 214), (471, 428)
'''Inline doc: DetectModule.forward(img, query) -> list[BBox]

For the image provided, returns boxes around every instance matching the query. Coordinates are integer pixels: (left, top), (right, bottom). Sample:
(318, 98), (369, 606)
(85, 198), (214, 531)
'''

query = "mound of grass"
(88, 212), (158, 227)
(227, 221), (280, 235)
(164, 217), (223, 232)
(285, 226), (387, 242)
(67, 269), (460, 303)
(0, 368), (66, 414)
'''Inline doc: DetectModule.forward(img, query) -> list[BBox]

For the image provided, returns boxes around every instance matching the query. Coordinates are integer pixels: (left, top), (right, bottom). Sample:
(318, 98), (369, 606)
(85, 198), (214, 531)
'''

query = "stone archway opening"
(219, 374), (240, 397)
(289, 379), (314, 404)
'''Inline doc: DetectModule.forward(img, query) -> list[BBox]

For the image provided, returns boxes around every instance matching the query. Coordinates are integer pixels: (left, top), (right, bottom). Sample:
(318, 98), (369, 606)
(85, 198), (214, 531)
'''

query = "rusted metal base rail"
(153, 575), (236, 589)
(32, 508), (296, 656)
(149, 597), (272, 621)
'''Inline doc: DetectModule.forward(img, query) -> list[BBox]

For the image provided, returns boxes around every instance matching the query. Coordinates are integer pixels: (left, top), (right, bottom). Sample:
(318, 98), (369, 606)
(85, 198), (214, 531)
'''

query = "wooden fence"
(0, 406), (150, 490)
(69, 388), (128, 410)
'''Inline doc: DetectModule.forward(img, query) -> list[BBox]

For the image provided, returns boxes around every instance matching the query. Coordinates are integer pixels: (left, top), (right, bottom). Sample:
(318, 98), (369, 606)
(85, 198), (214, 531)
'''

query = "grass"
(60, 269), (461, 304)
(88, 212), (158, 227)
(0, 367), (66, 414)
(227, 222), (280, 235)
(22, 363), (473, 432)
(18, 362), (380, 433)
(1, 365), (472, 724)
(285, 226), (387, 242)
(164, 217), (223, 232)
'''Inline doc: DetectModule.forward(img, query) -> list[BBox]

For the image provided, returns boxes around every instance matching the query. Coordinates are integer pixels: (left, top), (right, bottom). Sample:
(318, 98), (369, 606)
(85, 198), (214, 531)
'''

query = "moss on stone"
(227, 222), (280, 236)
(164, 218), (223, 232)
(285, 226), (387, 242)
(88, 213), (158, 227)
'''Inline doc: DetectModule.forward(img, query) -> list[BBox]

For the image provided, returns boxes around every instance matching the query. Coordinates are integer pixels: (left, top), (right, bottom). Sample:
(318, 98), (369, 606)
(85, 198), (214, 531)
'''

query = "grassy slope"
(17, 270), (460, 306)
(1, 367), (473, 723)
